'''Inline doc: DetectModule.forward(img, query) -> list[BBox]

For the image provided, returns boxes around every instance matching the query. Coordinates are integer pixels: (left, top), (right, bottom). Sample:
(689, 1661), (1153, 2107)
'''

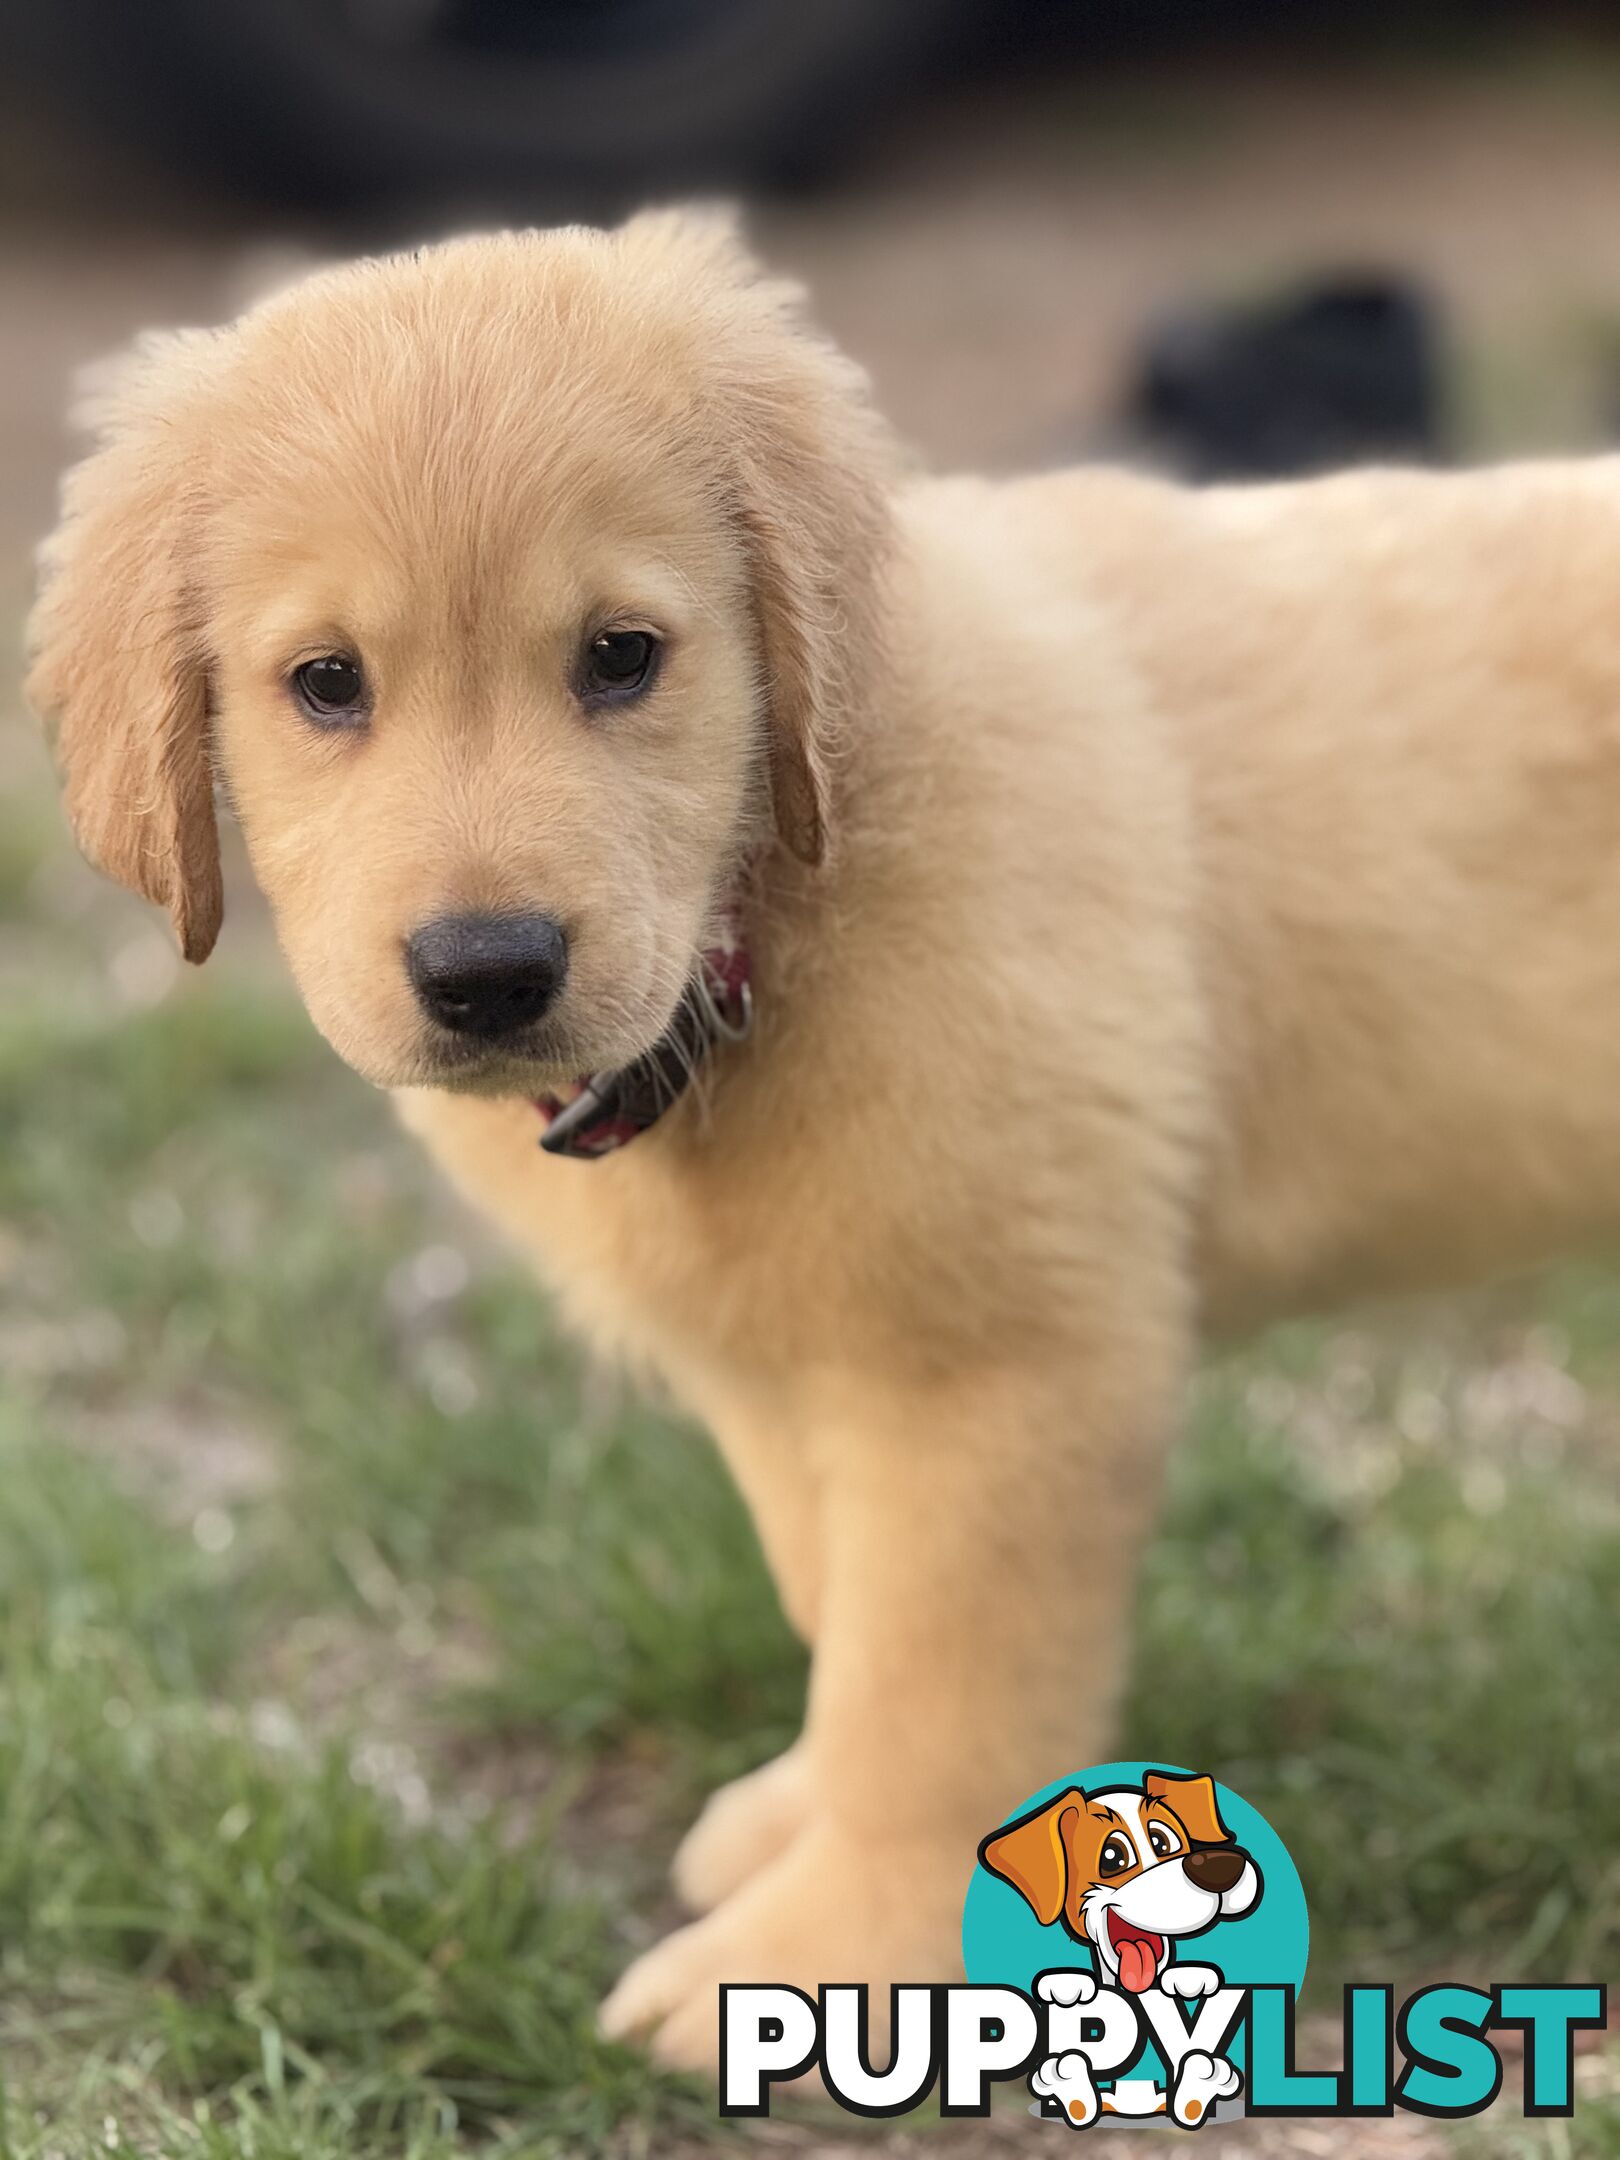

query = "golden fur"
(27, 212), (1620, 2073)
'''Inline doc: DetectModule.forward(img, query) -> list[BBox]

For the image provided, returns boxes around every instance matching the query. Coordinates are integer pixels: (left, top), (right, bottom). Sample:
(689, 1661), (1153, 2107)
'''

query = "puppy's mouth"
(421, 1036), (613, 1097)
(1106, 1909), (1167, 1993)
(413, 1002), (670, 1099)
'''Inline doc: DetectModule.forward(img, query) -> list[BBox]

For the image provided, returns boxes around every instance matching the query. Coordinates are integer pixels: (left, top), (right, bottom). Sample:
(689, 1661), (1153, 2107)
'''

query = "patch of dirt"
(69, 1394), (283, 1519)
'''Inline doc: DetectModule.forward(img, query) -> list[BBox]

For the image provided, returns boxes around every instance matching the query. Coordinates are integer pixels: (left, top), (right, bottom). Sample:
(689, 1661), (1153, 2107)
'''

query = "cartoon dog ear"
(1144, 1770), (1234, 1847)
(26, 330), (223, 964)
(621, 207), (896, 868)
(978, 1790), (1088, 1928)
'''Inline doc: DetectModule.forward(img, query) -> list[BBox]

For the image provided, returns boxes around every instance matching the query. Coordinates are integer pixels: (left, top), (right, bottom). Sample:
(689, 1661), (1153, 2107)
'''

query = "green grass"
(1135, 1329), (1620, 1984)
(0, 776), (1615, 2156)
(0, 1403), (693, 2160)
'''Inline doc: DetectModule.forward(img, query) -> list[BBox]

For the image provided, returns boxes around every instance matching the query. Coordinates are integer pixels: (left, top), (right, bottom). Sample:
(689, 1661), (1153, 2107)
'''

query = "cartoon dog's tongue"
(1107, 1911), (1166, 1993)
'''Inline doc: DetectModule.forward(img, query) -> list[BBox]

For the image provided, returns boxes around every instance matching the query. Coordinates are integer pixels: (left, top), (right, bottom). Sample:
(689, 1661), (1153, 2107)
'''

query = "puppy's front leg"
(601, 1351), (1182, 2075)
(671, 1393), (822, 1913)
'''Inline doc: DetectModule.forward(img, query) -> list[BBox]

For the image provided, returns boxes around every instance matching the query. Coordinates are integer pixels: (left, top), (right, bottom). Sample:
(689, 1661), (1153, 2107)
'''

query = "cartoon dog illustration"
(980, 1771), (1260, 2127)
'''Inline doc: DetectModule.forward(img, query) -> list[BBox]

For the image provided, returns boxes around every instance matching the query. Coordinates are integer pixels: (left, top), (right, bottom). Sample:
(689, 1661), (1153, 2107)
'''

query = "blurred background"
(0, 6), (1617, 2157)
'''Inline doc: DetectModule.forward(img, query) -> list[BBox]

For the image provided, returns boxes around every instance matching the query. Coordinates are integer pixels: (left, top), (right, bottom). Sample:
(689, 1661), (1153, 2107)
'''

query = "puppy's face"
(205, 328), (758, 1093)
(28, 219), (891, 1094)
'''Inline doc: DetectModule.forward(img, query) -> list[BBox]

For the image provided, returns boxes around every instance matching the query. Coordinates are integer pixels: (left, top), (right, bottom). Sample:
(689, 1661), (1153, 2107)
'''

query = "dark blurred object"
(1127, 276), (1447, 480)
(2, 0), (967, 219)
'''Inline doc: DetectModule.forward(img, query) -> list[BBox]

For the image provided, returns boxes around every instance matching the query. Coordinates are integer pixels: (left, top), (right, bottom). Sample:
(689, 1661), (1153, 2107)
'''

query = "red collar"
(532, 911), (752, 1159)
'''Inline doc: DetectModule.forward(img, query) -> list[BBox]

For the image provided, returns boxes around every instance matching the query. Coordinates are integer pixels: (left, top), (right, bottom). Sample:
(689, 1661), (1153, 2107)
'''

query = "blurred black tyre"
(9, 0), (965, 217)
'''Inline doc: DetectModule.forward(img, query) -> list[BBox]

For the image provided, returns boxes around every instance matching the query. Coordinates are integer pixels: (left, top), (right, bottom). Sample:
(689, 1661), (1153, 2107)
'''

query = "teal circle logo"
(962, 1762), (1308, 2111)
(963, 1762), (1304, 1995)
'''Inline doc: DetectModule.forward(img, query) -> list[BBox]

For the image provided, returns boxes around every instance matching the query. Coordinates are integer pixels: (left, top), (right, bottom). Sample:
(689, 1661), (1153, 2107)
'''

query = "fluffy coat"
(28, 214), (1620, 2073)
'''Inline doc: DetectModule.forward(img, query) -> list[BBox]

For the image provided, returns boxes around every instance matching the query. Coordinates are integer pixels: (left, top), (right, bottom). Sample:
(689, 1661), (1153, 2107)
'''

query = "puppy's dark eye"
(577, 628), (660, 705)
(1099, 1834), (1136, 1877)
(291, 654), (369, 727)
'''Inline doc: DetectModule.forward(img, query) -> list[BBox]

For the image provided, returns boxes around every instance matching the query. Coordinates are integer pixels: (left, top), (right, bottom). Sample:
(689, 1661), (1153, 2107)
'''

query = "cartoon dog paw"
(1036, 1968), (1102, 2059)
(1032, 2050), (1101, 2128)
(1159, 1964), (1223, 2000)
(1170, 2049), (1242, 2126)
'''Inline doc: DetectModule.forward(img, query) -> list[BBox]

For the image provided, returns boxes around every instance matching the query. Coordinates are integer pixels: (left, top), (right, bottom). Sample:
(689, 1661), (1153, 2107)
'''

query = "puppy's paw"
(1170, 2049), (1242, 2127)
(1036, 1968), (1098, 2007)
(602, 1826), (964, 2077)
(1160, 1963), (1222, 2000)
(670, 1742), (809, 1914)
(1031, 2051), (1100, 2128)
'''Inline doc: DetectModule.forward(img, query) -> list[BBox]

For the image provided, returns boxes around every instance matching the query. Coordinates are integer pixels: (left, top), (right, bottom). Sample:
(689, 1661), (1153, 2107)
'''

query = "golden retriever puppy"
(27, 213), (1620, 2075)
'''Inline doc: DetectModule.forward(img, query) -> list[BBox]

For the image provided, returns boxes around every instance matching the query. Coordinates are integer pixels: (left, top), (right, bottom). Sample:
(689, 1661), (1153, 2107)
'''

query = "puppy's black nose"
(406, 912), (568, 1041)
(1183, 1846), (1247, 1895)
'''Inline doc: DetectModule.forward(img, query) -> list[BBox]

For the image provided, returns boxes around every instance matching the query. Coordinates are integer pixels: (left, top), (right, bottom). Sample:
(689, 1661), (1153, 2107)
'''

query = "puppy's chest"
(540, 1156), (807, 1369)
(402, 1090), (866, 1381)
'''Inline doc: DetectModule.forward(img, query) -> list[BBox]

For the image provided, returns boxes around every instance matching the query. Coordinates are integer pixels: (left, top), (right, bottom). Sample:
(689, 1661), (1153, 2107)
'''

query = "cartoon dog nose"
(1182, 1846), (1248, 1895)
(406, 911), (568, 1040)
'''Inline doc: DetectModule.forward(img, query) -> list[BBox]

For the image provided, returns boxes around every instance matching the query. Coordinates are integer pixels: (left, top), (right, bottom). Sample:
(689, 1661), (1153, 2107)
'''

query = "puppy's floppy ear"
(26, 330), (223, 963)
(1144, 1770), (1233, 1847)
(978, 1789), (1088, 1927)
(624, 206), (896, 867)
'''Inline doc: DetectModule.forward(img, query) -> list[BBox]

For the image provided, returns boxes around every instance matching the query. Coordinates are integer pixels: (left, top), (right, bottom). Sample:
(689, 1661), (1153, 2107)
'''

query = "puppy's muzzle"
(406, 911), (569, 1042)
(1181, 1846), (1248, 1895)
